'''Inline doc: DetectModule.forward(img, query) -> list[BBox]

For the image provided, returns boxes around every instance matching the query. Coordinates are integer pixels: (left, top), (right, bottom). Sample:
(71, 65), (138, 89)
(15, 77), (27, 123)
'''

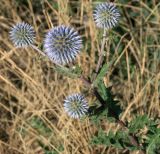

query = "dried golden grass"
(0, 0), (160, 154)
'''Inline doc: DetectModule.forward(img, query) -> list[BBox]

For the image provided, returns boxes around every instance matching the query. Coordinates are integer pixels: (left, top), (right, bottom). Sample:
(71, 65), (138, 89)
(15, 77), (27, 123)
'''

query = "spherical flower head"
(44, 25), (82, 65)
(93, 2), (120, 29)
(64, 93), (89, 119)
(9, 22), (35, 47)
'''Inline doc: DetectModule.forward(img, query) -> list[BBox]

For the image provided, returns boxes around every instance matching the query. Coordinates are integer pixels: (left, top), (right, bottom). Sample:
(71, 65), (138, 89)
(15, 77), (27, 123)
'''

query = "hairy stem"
(94, 28), (107, 79)
(31, 45), (62, 67)
(31, 45), (46, 56)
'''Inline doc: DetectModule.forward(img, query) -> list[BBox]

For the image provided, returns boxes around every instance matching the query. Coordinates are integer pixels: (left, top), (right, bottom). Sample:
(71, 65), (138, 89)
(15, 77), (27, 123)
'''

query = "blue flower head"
(93, 3), (120, 29)
(64, 93), (89, 119)
(9, 22), (35, 47)
(44, 25), (82, 65)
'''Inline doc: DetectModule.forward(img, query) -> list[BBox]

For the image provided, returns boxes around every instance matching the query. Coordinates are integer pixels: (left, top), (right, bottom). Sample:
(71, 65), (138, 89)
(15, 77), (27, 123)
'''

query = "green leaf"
(91, 128), (111, 146)
(89, 80), (122, 121)
(97, 81), (122, 119)
(93, 57), (116, 87)
(53, 65), (82, 79)
(128, 115), (149, 133)
(91, 129), (135, 150)
(146, 128), (160, 154)
(93, 63), (109, 86)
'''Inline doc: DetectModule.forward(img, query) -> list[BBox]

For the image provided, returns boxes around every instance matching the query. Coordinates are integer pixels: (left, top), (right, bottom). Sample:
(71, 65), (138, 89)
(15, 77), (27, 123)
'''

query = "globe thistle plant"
(64, 93), (89, 119)
(10, 22), (35, 47)
(44, 25), (82, 65)
(93, 3), (120, 29)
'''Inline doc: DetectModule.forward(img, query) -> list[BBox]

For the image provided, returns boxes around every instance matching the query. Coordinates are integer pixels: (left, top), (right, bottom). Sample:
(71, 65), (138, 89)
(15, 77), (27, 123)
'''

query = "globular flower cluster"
(44, 25), (82, 65)
(64, 93), (89, 119)
(93, 2), (120, 29)
(9, 22), (35, 47)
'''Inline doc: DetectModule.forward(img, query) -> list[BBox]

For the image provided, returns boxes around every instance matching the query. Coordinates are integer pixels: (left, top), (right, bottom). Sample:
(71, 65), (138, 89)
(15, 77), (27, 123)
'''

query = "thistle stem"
(94, 28), (107, 79)
(31, 45), (46, 57)
(31, 45), (62, 67)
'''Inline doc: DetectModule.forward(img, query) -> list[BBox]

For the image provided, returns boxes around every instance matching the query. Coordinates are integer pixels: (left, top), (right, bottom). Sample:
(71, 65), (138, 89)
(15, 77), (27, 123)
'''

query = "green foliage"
(29, 116), (52, 137)
(90, 108), (115, 126)
(38, 141), (64, 154)
(128, 115), (160, 153)
(146, 128), (160, 154)
(90, 57), (122, 121)
(93, 63), (110, 87)
(91, 128), (115, 147)
(51, 1), (58, 11)
(53, 65), (82, 79)
(91, 114), (160, 153)
(128, 115), (149, 134)
(91, 128), (138, 150)
(89, 69), (122, 124)
(97, 81), (122, 119)
(29, 117), (64, 154)
(141, 117), (160, 154)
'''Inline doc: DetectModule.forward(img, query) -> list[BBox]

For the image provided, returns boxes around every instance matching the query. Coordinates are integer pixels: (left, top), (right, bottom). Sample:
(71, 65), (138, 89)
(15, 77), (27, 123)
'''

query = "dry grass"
(0, 0), (160, 154)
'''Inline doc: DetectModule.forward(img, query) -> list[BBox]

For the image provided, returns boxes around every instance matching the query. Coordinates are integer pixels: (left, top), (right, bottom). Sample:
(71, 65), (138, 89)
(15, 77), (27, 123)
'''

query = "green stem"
(95, 28), (107, 78)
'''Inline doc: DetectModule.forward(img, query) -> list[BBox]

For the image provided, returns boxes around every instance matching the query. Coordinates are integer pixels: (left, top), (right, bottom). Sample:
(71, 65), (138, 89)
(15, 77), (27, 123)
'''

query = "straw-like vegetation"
(0, 0), (159, 153)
